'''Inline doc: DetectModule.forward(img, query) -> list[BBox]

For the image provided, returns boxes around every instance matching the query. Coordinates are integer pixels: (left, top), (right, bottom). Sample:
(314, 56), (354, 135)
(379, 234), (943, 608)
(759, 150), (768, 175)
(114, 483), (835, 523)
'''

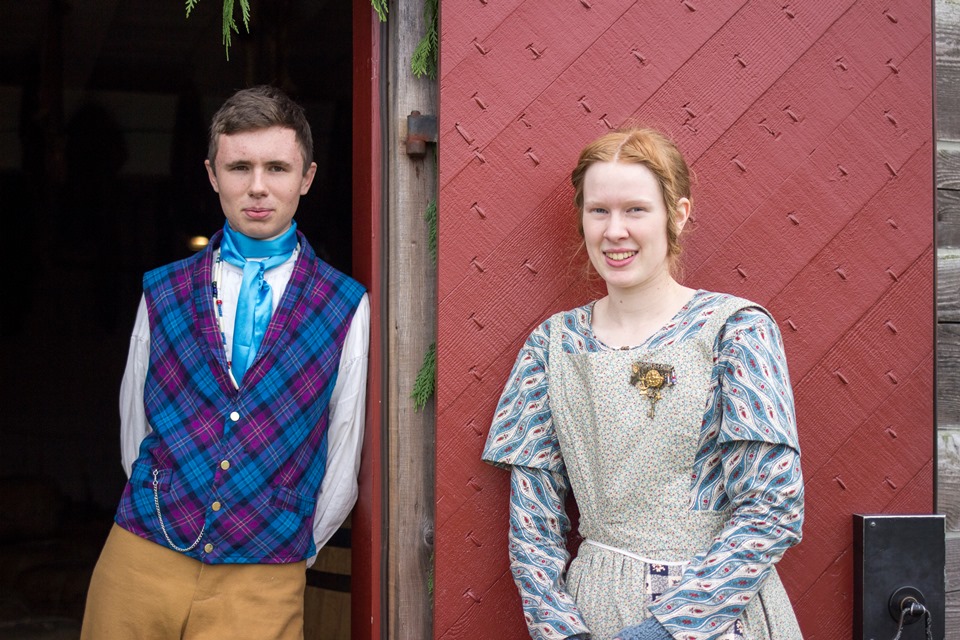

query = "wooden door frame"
(352, 2), (385, 637)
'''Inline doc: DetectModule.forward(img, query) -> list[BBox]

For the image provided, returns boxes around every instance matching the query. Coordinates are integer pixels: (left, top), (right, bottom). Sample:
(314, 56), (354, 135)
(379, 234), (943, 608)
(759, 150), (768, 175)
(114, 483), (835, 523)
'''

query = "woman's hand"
(613, 616), (672, 640)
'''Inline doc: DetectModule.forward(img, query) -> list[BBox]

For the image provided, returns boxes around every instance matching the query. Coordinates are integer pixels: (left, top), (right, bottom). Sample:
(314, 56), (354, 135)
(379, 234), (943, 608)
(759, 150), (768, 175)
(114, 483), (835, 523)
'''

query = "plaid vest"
(115, 230), (365, 564)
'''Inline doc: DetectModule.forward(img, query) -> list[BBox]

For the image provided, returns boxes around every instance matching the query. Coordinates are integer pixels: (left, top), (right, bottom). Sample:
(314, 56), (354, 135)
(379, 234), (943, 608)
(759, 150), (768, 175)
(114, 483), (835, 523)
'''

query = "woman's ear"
(675, 197), (691, 231)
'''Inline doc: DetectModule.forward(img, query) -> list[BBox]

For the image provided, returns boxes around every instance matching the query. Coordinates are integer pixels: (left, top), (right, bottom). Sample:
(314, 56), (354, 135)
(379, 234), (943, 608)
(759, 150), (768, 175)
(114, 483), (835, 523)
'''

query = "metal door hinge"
(405, 111), (437, 157)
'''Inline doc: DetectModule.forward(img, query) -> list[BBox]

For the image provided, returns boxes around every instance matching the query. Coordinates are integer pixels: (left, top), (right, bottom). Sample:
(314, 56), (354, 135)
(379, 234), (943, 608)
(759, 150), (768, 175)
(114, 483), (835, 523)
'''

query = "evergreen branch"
(241, 0), (251, 32)
(184, 0), (249, 60)
(424, 198), (437, 265)
(222, 0), (236, 56)
(411, 342), (436, 411)
(371, 0), (388, 22)
(411, 0), (438, 79)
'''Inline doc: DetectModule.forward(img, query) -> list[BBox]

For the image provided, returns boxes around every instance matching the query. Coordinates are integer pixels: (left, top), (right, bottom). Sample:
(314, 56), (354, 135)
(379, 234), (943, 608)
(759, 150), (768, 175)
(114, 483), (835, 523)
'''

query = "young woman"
(482, 129), (804, 640)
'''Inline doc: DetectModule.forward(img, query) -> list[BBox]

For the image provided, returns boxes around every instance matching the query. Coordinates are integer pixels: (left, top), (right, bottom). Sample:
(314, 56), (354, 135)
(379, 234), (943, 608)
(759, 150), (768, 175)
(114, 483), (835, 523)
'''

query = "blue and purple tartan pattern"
(115, 230), (365, 564)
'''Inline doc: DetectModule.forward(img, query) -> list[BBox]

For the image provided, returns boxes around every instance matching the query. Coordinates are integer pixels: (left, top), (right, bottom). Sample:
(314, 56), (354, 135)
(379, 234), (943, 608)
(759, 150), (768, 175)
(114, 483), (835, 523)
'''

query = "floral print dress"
(482, 291), (804, 640)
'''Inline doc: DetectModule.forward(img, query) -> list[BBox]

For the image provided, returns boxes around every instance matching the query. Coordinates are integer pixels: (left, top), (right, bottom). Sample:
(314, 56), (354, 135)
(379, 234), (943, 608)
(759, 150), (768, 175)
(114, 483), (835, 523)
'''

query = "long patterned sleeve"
(510, 465), (591, 639)
(647, 310), (804, 640)
(483, 320), (590, 639)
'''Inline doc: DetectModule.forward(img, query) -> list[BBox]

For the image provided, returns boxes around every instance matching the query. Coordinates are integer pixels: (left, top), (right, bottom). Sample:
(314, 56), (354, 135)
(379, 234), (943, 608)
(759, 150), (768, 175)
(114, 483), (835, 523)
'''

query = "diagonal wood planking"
(436, 1), (933, 638)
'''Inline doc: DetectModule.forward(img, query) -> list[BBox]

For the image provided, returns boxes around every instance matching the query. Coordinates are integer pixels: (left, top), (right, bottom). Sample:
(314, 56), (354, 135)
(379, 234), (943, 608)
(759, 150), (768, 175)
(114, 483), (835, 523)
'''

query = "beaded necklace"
(212, 250), (238, 389)
(211, 246), (299, 390)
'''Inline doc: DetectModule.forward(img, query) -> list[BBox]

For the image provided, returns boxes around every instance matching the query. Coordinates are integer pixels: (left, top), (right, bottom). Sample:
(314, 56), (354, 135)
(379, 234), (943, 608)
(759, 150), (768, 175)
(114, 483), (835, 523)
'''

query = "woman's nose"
(604, 212), (627, 238)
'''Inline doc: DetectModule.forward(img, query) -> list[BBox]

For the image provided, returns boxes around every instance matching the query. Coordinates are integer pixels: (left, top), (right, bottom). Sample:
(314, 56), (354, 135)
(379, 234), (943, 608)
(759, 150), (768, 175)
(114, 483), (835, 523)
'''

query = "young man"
(81, 85), (369, 639)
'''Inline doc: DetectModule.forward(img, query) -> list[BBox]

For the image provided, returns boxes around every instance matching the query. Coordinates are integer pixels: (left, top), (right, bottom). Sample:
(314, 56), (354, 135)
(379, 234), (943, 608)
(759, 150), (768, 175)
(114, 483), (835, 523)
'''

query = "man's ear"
(205, 159), (220, 193)
(299, 162), (318, 196)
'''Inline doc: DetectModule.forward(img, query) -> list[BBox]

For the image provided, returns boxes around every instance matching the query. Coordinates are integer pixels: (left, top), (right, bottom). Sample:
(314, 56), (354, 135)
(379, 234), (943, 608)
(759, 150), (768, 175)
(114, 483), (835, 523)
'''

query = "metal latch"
(405, 111), (437, 157)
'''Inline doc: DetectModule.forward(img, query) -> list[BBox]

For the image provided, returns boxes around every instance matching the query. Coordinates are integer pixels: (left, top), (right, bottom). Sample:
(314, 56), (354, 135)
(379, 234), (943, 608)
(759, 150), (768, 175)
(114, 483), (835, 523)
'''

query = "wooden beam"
(939, 248), (960, 321)
(387, 1), (437, 639)
(938, 0), (960, 141)
(940, 428), (960, 532)
(938, 323), (960, 428)
(939, 187), (960, 249)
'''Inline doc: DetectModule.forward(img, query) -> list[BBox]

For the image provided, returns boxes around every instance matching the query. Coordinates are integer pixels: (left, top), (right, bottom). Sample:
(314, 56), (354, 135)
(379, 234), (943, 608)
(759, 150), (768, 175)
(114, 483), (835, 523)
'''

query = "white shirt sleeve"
(119, 295), (153, 478)
(308, 293), (370, 567)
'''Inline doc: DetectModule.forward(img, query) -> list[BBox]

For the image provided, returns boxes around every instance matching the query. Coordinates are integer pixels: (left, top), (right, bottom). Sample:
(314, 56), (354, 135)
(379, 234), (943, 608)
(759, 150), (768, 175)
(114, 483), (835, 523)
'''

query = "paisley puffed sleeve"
(714, 309), (799, 450)
(482, 321), (565, 474)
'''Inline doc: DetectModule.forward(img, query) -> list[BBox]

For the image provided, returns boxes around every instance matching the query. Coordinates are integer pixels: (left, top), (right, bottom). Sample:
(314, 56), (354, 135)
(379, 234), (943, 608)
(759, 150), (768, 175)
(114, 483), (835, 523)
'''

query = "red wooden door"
(435, 2), (934, 639)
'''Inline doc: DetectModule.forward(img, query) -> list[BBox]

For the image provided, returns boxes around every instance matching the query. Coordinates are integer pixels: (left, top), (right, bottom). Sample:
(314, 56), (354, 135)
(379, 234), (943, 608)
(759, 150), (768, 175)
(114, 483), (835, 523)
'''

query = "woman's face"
(581, 161), (688, 294)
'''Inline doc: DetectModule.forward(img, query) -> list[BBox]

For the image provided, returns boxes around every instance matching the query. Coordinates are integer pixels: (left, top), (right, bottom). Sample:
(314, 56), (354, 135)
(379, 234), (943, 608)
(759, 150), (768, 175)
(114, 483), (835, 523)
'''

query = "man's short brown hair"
(208, 85), (313, 173)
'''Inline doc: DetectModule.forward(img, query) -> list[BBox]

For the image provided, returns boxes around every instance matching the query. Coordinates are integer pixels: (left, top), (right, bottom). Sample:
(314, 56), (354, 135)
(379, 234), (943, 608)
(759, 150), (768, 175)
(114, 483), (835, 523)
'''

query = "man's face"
(205, 126), (317, 239)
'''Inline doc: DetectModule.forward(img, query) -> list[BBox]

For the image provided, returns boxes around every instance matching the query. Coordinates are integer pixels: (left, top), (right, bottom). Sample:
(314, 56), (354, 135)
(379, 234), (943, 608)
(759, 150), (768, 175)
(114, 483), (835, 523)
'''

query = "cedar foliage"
(371, 0), (388, 22)
(186, 0), (251, 60)
(411, 343), (436, 412)
(410, 0), (438, 79)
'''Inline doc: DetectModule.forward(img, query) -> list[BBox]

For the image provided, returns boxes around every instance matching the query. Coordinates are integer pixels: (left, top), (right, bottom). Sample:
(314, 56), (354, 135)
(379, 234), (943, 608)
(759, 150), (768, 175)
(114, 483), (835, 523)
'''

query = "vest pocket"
(270, 485), (316, 516)
(131, 460), (171, 492)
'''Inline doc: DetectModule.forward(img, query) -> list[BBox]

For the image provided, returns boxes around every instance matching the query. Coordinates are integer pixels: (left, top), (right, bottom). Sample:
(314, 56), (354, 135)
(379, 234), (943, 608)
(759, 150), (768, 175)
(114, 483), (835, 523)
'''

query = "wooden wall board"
(940, 427), (960, 530)
(940, 323), (960, 429)
(939, 147), (960, 253)
(938, 148), (960, 190)
(939, 249), (960, 322)
(437, 1), (935, 638)
(937, 0), (960, 141)
(937, 2), (959, 630)
(939, 187), (960, 247)
(948, 531), (960, 593)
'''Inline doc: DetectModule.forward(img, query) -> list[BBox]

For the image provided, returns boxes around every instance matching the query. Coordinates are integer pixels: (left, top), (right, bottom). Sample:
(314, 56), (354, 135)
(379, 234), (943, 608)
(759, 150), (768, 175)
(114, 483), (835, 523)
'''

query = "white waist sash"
(582, 539), (688, 566)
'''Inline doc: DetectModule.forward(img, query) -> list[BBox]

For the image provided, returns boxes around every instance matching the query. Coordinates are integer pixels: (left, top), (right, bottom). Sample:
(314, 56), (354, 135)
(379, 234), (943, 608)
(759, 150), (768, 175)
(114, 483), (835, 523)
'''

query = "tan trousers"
(81, 524), (306, 640)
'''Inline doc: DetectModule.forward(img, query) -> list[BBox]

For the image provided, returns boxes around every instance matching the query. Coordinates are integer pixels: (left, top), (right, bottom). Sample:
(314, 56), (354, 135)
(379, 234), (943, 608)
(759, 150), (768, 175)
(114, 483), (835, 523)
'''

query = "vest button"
(212, 501), (222, 511)
(229, 411), (240, 421)
(204, 543), (214, 554)
(220, 460), (230, 470)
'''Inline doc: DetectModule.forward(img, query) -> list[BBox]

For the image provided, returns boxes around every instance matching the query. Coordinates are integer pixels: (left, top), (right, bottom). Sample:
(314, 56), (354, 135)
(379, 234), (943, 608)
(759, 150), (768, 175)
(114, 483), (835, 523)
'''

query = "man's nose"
(248, 168), (267, 195)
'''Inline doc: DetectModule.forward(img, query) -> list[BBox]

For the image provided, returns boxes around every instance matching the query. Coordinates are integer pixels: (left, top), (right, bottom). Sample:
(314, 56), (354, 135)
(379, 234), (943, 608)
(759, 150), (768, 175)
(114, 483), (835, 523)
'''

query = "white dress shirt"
(119, 250), (369, 567)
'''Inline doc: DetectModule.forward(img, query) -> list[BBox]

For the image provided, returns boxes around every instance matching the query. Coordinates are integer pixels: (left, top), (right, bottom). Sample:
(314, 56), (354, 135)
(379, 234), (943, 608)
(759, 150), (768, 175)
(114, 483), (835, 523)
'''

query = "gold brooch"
(629, 362), (676, 418)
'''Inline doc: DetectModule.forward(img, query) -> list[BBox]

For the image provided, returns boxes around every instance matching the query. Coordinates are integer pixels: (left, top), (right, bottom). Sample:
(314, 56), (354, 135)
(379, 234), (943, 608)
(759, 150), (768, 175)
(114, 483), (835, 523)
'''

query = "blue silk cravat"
(219, 221), (298, 383)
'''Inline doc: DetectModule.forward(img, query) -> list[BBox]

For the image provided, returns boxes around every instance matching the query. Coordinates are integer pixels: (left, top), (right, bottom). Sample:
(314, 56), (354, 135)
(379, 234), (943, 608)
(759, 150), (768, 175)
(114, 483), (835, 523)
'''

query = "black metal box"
(853, 514), (945, 640)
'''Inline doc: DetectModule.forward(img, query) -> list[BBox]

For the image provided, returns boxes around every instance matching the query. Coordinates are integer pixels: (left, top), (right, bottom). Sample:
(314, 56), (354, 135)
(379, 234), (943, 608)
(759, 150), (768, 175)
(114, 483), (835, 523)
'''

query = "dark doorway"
(0, 1), (353, 635)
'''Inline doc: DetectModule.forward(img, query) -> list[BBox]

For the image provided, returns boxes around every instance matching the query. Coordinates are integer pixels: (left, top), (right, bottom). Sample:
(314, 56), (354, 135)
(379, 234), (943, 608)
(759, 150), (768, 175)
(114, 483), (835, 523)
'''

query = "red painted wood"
(436, 1), (934, 638)
(351, 3), (383, 638)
